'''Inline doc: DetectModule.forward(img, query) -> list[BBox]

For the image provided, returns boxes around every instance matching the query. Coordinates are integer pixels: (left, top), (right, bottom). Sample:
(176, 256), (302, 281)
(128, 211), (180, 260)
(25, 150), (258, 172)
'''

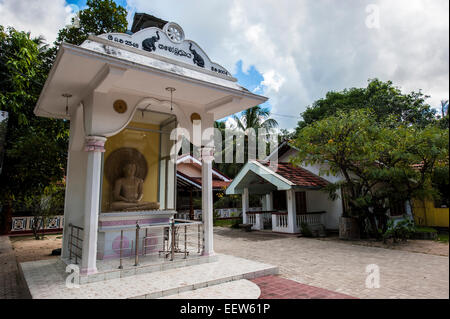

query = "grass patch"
(213, 218), (241, 227)
(437, 233), (449, 243)
(415, 226), (438, 233)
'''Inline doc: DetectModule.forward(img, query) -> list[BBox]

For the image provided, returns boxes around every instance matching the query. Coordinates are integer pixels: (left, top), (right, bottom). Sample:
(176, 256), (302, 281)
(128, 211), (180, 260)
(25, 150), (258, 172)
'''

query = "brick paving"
(0, 236), (28, 299)
(214, 228), (449, 299)
(251, 275), (356, 299)
(4, 229), (450, 299)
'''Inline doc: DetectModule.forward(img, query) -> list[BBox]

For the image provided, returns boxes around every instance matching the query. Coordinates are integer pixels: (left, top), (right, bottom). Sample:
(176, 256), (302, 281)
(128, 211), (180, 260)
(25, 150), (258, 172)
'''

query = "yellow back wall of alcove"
(101, 122), (160, 211)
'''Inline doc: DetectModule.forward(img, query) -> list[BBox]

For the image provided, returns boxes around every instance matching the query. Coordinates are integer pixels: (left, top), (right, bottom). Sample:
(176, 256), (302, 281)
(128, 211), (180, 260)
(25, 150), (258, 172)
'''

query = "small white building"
(226, 141), (345, 234)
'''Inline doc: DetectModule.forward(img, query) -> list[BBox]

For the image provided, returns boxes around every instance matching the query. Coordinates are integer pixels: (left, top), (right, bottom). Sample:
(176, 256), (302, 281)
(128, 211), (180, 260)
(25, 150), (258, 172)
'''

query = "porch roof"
(177, 171), (231, 190)
(226, 161), (329, 195)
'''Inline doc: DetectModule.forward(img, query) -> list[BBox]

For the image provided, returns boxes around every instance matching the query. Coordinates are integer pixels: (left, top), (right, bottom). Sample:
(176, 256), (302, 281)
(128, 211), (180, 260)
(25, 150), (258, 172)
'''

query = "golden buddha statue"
(110, 162), (159, 211)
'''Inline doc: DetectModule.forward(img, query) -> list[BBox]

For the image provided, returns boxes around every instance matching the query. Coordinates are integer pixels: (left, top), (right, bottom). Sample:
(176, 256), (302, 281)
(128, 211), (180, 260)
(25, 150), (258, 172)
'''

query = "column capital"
(200, 146), (214, 162)
(84, 136), (107, 152)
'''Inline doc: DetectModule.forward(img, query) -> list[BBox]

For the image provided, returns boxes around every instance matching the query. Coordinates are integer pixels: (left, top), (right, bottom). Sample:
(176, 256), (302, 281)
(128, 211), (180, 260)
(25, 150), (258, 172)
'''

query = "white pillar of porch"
(286, 189), (298, 233)
(254, 213), (264, 230)
(266, 192), (274, 211)
(80, 136), (106, 275)
(201, 147), (215, 256)
(242, 187), (249, 224)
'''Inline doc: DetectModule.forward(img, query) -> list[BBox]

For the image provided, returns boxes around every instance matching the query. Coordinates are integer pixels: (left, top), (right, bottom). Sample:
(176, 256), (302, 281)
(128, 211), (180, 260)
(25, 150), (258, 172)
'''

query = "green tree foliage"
(55, 0), (128, 46)
(0, 26), (68, 205)
(292, 109), (448, 238)
(232, 106), (278, 131)
(296, 79), (437, 132)
(214, 106), (278, 178)
(0, 0), (129, 225)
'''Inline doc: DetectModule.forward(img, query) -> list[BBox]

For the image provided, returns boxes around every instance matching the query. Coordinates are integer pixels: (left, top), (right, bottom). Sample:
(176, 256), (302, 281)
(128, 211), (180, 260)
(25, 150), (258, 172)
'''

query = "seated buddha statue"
(110, 162), (159, 211)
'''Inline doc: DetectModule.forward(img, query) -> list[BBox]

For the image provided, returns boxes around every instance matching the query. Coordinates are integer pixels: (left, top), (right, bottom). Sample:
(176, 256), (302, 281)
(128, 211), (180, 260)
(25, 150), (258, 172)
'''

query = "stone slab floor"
(0, 236), (28, 299)
(213, 228), (449, 299)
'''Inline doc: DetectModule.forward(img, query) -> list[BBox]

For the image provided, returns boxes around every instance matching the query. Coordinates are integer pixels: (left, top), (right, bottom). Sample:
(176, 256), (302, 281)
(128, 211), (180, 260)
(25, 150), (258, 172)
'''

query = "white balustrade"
(296, 213), (324, 228)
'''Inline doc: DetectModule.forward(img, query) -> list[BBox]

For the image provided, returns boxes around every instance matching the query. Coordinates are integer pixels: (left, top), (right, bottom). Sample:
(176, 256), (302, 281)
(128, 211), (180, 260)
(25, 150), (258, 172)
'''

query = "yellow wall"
(412, 198), (449, 228)
(101, 122), (160, 211)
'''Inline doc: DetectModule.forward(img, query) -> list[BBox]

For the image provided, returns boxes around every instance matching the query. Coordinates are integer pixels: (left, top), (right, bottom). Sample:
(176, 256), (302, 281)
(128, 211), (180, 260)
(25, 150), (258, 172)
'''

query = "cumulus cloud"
(0, 0), (74, 45)
(128, 0), (449, 128)
(1, 0), (448, 128)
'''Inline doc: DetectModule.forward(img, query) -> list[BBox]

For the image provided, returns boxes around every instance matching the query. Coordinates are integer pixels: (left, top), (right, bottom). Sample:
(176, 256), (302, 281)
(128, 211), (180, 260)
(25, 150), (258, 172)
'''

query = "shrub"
(383, 218), (416, 243)
(300, 222), (313, 237)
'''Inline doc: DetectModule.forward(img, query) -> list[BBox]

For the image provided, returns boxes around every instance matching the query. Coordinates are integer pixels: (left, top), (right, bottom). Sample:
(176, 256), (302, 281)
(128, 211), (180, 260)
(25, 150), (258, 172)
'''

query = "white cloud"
(2, 0), (447, 129)
(128, 0), (449, 128)
(0, 0), (74, 45)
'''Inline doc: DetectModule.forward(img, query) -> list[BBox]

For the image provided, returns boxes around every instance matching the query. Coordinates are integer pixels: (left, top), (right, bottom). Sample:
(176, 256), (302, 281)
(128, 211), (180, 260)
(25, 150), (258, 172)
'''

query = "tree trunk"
(339, 216), (360, 240)
(368, 214), (381, 240)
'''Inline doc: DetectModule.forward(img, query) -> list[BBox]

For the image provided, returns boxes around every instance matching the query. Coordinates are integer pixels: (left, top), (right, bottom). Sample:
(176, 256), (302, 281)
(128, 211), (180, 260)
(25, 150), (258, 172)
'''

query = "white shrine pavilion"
(34, 14), (267, 276)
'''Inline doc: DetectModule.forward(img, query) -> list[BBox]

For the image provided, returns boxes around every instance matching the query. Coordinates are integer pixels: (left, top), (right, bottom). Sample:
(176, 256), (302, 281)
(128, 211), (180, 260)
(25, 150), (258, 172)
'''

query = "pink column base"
(80, 267), (98, 275)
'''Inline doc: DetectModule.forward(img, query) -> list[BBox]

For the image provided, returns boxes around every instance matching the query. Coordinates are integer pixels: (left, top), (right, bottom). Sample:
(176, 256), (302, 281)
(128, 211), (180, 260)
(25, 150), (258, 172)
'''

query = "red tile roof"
(191, 177), (231, 189)
(177, 171), (231, 190)
(258, 161), (329, 188)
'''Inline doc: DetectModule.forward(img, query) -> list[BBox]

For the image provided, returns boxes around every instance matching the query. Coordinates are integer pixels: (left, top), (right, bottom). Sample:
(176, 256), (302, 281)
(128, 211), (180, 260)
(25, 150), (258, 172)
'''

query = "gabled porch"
(226, 161), (331, 235)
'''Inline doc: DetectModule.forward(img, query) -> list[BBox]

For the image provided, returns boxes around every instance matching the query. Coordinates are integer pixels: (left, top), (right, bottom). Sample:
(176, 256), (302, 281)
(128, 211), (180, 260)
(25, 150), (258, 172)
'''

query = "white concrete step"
(20, 254), (278, 299)
(158, 279), (260, 299)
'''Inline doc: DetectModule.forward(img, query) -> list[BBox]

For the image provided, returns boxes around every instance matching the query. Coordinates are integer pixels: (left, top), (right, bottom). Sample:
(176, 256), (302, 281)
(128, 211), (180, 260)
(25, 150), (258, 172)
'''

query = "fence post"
(197, 224), (200, 253)
(119, 230), (123, 269)
(134, 223), (140, 266)
(170, 220), (175, 261)
(69, 224), (73, 261)
(184, 225), (187, 259)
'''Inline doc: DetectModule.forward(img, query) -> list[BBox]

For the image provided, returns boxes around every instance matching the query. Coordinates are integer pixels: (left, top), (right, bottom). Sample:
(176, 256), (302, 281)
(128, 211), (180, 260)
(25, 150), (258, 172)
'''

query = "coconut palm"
(213, 106), (278, 178)
(232, 106), (278, 131)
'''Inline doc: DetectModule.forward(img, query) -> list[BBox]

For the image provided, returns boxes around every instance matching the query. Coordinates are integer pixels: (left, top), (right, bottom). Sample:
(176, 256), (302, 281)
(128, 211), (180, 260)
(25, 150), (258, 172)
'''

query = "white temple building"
(32, 13), (268, 281)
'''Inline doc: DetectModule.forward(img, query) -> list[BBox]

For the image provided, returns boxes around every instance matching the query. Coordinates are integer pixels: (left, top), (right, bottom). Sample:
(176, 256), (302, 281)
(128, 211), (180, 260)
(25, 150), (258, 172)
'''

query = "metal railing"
(117, 219), (203, 269)
(68, 223), (83, 264)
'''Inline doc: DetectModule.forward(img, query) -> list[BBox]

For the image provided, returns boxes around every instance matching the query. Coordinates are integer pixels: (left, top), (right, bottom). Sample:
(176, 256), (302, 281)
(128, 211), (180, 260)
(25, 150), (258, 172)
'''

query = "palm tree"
(232, 106), (278, 131)
(214, 106), (278, 178)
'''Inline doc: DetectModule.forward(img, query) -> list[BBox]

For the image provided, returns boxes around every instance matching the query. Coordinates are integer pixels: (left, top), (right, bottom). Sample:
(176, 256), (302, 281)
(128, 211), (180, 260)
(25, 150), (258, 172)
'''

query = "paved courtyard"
(213, 227), (449, 299)
(2, 229), (449, 299)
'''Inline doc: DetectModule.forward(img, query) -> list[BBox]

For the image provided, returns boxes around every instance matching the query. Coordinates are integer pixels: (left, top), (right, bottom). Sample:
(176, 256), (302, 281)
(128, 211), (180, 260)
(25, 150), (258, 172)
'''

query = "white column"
(242, 187), (249, 224)
(286, 189), (298, 233)
(261, 195), (267, 211)
(254, 213), (264, 230)
(201, 147), (214, 256)
(266, 192), (274, 211)
(80, 136), (106, 275)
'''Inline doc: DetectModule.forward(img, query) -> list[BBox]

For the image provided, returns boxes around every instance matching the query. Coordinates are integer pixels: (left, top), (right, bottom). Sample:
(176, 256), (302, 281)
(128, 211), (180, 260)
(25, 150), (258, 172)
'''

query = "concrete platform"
(19, 254), (278, 299)
(63, 251), (218, 284)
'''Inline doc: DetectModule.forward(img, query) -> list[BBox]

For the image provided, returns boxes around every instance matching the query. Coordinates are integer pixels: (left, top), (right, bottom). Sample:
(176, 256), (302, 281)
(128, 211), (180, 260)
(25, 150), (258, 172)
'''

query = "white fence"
(11, 215), (64, 233)
(296, 212), (324, 228)
(176, 207), (247, 220)
(272, 213), (289, 232)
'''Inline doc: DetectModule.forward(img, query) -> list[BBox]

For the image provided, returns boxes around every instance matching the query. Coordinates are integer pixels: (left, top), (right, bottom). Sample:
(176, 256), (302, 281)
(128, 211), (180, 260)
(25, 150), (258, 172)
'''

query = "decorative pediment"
(98, 22), (231, 78)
